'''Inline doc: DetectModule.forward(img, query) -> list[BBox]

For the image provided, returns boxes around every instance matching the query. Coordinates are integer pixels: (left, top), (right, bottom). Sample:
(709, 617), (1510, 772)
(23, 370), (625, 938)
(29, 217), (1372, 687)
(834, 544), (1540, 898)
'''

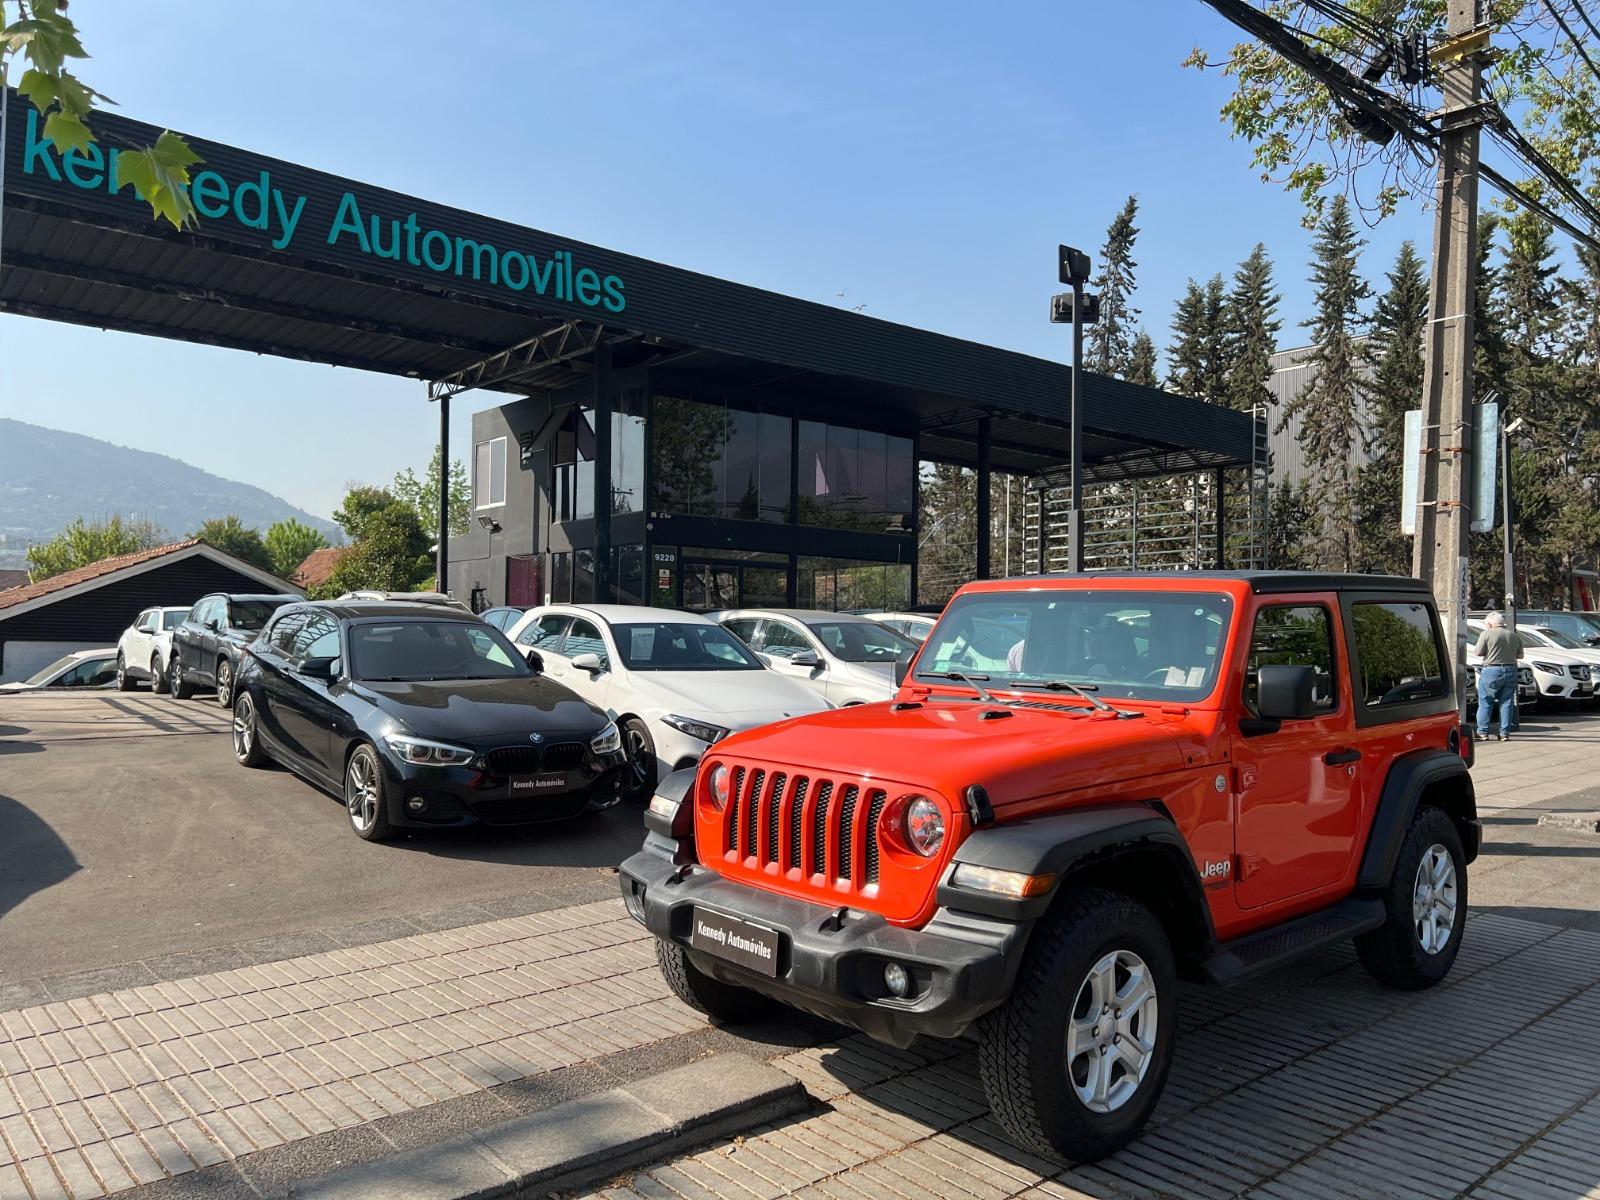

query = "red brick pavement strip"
(582, 914), (1600, 1200)
(0, 899), (707, 1199)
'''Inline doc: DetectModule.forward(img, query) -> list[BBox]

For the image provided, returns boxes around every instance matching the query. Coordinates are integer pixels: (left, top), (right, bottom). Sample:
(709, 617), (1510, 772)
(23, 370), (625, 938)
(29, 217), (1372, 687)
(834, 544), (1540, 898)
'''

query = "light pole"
(1502, 412), (1523, 636)
(1051, 245), (1098, 573)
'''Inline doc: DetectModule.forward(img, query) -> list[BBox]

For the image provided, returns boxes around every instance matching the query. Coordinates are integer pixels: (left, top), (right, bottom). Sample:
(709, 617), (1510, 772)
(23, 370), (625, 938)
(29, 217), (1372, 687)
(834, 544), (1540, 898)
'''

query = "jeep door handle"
(1323, 749), (1362, 765)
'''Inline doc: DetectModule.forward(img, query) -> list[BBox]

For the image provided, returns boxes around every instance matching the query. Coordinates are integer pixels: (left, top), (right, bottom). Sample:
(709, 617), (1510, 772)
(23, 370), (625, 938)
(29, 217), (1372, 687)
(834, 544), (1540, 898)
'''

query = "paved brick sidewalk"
(0, 900), (699, 1199)
(590, 913), (1600, 1200)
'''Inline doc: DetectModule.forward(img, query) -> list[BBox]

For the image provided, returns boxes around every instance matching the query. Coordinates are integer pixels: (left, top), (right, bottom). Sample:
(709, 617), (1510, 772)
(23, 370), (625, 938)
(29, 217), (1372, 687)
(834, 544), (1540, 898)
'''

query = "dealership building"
(2, 95), (1259, 609)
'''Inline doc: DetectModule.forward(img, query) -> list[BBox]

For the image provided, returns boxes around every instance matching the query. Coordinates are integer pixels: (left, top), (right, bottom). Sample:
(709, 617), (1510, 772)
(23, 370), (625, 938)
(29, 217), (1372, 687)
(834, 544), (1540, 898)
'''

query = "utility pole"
(1411, 0), (1485, 715)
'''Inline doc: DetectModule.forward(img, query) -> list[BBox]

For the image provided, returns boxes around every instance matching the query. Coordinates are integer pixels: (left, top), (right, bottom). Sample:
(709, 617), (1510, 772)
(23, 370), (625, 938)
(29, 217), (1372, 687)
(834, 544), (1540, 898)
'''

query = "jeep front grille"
(721, 764), (890, 890)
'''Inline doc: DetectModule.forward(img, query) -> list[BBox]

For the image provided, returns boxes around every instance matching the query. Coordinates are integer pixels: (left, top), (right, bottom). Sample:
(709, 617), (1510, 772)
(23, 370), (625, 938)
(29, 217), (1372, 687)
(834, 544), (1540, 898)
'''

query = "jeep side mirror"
(895, 651), (917, 687)
(1255, 664), (1318, 721)
(790, 650), (821, 669)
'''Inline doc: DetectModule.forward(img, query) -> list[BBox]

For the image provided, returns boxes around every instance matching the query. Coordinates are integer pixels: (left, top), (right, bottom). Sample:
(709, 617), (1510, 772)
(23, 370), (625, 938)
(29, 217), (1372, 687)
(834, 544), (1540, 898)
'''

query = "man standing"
(1474, 611), (1519, 742)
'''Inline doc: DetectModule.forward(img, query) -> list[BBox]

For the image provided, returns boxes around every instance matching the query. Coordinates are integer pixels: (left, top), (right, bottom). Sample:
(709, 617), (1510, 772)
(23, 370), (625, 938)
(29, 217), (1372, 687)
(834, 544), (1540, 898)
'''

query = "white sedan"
(505, 605), (830, 802)
(710, 608), (918, 706)
(1, 648), (118, 692)
(115, 605), (190, 692)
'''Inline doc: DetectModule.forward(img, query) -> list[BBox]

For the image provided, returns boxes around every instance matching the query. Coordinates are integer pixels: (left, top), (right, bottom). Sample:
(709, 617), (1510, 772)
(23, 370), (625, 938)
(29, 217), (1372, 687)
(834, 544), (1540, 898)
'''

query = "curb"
(287, 1052), (810, 1199)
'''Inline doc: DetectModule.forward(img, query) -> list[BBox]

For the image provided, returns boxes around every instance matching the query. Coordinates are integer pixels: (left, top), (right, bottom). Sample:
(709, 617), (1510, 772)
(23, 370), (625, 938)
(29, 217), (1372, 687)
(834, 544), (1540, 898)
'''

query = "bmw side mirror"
(300, 655), (338, 680)
(790, 650), (821, 669)
(524, 649), (543, 673)
(570, 652), (604, 674)
(1255, 664), (1318, 721)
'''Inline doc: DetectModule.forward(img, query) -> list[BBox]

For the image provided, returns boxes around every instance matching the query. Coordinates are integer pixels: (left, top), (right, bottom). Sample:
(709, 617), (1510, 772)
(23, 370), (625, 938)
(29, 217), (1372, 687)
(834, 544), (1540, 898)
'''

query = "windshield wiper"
(936, 671), (1001, 704)
(1007, 677), (1110, 710)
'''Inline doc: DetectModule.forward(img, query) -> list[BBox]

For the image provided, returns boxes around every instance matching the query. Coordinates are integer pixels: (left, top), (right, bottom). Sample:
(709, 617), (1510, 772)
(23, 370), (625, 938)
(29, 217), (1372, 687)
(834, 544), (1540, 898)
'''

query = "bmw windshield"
(350, 619), (531, 682)
(914, 591), (1234, 703)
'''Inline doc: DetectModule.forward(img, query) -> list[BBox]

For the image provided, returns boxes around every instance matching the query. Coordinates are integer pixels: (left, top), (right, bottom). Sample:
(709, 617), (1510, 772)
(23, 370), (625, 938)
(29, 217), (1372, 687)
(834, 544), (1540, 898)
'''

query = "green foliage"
(191, 516), (275, 573)
(1266, 479), (1318, 570)
(392, 447), (471, 538)
(263, 518), (329, 580)
(1167, 274), (1229, 405)
(25, 514), (166, 582)
(1087, 196), (1141, 377)
(333, 485), (400, 541)
(1221, 244), (1282, 413)
(1125, 331), (1160, 388)
(1184, 2), (1600, 225)
(917, 465), (978, 605)
(326, 498), (433, 595)
(1, 0), (200, 228)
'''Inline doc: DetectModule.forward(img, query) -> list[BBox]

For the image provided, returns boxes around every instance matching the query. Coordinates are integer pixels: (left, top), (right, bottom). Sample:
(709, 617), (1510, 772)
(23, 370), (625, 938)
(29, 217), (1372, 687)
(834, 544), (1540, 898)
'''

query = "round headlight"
(708, 763), (730, 811)
(902, 795), (944, 857)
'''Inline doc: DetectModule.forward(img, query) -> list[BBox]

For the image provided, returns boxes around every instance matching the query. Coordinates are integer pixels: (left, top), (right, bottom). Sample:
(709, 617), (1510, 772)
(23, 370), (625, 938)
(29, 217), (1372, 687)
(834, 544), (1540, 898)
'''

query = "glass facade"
(651, 396), (791, 521)
(798, 558), (912, 611)
(552, 394), (647, 522)
(798, 421), (913, 532)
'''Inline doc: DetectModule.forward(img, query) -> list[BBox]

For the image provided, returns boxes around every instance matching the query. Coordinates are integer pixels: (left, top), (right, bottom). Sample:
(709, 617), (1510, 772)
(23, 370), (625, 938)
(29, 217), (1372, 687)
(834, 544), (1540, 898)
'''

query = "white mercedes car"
(506, 605), (830, 802)
(1469, 619), (1594, 704)
(115, 605), (191, 692)
(709, 608), (917, 707)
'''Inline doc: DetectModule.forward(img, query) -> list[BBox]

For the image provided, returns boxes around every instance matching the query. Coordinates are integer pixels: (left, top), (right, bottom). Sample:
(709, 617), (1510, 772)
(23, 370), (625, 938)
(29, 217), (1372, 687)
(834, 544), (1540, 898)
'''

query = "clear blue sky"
(0, 0), (1431, 522)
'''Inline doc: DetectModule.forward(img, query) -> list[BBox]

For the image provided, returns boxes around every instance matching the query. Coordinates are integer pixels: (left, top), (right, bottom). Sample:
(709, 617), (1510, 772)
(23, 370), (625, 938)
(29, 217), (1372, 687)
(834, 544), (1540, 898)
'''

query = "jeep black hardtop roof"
(1027, 570), (1431, 595)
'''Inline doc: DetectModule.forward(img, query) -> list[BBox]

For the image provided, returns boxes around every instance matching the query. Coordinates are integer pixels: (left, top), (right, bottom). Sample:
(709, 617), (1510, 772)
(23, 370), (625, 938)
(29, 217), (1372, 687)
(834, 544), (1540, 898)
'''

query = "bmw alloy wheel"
(1413, 843), (1459, 955)
(347, 752), (380, 833)
(233, 694), (256, 761)
(1065, 949), (1159, 1114)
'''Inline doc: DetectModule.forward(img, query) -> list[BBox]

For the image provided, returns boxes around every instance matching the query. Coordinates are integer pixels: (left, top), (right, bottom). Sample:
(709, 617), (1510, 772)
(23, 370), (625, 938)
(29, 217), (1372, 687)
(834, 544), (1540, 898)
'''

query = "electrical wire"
(1568, 0), (1600, 46)
(1540, 0), (1600, 89)
(1481, 162), (1600, 253)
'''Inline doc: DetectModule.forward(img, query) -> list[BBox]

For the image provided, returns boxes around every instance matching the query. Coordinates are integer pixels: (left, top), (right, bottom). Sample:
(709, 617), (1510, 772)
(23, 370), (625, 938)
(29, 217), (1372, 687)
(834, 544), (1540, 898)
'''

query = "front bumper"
(619, 834), (1029, 1047)
(381, 750), (627, 828)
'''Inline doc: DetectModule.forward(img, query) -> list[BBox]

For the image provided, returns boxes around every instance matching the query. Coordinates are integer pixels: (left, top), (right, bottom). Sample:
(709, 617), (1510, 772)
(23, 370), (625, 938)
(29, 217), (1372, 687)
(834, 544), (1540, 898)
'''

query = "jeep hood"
(714, 698), (1188, 807)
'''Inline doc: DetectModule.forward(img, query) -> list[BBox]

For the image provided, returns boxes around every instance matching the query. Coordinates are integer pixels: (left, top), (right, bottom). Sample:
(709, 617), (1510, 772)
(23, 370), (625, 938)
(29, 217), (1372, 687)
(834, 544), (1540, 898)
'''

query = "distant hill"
(0, 419), (342, 568)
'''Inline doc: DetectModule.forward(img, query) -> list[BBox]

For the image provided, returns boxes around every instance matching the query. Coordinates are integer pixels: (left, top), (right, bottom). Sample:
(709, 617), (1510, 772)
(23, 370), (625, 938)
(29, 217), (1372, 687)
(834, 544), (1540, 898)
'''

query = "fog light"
(883, 962), (909, 998)
(406, 794), (426, 813)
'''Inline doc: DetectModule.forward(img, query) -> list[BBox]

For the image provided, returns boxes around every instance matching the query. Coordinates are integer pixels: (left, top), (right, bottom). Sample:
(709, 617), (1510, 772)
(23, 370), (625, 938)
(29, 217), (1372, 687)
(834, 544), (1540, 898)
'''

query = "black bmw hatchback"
(230, 601), (628, 841)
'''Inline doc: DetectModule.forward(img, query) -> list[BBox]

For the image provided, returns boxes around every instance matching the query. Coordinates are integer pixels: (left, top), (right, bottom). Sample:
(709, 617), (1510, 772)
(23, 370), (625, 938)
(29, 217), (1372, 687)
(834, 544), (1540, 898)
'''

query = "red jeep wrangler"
(621, 572), (1478, 1161)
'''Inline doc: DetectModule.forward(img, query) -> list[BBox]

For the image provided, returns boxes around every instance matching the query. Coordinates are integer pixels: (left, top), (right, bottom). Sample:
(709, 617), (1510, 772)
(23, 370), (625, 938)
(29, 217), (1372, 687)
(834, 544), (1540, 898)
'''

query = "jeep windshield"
(914, 590), (1233, 704)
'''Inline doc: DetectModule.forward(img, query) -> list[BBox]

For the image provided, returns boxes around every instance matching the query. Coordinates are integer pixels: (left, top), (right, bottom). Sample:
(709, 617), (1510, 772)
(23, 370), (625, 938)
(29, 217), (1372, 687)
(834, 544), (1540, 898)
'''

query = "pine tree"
(1087, 196), (1141, 377)
(1221, 243), (1282, 413)
(1354, 241), (1428, 574)
(1126, 331), (1160, 388)
(1167, 274), (1228, 405)
(1279, 194), (1372, 570)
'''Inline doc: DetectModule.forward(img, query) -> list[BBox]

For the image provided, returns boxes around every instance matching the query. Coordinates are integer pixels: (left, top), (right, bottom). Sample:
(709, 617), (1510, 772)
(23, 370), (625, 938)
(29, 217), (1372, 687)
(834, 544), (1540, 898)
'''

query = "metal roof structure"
(1, 93), (1254, 482)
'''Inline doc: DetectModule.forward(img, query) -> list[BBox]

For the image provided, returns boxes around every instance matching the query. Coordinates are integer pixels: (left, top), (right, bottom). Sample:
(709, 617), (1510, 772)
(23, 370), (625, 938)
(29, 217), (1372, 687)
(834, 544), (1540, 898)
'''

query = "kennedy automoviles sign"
(15, 108), (626, 313)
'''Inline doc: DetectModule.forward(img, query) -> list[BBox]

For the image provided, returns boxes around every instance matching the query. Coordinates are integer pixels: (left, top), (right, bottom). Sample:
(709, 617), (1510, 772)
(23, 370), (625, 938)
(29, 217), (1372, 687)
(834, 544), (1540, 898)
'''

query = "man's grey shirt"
(1475, 626), (1520, 666)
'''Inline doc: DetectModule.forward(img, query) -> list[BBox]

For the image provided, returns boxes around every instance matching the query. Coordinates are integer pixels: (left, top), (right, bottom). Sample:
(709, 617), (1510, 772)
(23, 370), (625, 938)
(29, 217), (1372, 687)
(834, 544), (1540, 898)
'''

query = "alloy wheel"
(217, 661), (233, 706)
(232, 695), (255, 761)
(170, 657), (182, 691)
(625, 726), (652, 791)
(1065, 949), (1159, 1114)
(116, 656), (126, 688)
(1413, 843), (1458, 955)
(347, 753), (380, 833)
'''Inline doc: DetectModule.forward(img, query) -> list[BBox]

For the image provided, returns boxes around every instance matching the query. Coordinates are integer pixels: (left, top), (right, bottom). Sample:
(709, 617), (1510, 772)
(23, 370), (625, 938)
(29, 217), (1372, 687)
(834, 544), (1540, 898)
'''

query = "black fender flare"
(1358, 749), (1478, 889)
(935, 804), (1218, 959)
(642, 765), (698, 841)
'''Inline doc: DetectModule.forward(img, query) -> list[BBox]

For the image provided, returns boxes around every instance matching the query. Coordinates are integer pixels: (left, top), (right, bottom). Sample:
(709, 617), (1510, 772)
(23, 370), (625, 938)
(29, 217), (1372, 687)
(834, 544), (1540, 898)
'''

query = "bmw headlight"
(590, 720), (623, 755)
(384, 733), (477, 766)
(1533, 661), (1565, 675)
(662, 715), (730, 744)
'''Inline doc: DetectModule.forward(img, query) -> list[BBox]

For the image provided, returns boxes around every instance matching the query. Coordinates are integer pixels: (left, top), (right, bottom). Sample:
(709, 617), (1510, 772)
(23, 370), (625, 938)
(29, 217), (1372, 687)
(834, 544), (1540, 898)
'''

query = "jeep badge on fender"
(621, 571), (1478, 1163)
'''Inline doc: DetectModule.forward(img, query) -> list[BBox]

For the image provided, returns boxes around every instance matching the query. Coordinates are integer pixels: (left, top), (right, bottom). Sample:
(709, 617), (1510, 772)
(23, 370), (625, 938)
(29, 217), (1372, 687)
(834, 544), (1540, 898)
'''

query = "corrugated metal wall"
(1266, 343), (1377, 489)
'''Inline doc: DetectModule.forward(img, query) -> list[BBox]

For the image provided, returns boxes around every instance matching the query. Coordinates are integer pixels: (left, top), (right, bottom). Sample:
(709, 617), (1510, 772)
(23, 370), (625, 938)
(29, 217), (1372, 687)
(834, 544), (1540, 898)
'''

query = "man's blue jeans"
(1477, 664), (1517, 737)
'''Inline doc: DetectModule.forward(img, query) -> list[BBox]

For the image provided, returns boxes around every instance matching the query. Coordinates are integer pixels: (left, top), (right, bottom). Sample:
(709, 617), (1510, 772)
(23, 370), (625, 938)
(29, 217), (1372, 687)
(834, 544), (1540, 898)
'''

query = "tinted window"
(758, 620), (814, 657)
(1351, 601), (1447, 707)
(161, 610), (186, 631)
(517, 614), (570, 649)
(917, 591), (1233, 703)
(614, 623), (762, 671)
(136, 611), (157, 633)
(270, 612), (311, 656)
(1535, 627), (1583, 649)
(229, 600), (286, 632)
(349, 620), (529, 682)
(563, 618), (609, 669)
(296, 613), (340, 661)
(1246, 605), (1337, 713)
(808, 619), (915, 663)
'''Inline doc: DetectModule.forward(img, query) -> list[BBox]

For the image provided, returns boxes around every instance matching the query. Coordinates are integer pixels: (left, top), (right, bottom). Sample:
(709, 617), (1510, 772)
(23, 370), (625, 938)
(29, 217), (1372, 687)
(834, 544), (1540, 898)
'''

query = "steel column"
(976, 416), (993, 579)
(592, 343), (613, 603)
(436, 394), (450, 592)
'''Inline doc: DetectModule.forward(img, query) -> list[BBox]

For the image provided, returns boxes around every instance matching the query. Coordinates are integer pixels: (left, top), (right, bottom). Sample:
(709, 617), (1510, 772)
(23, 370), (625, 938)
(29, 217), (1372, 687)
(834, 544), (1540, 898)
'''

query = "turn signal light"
(949, 863), (1057, 898)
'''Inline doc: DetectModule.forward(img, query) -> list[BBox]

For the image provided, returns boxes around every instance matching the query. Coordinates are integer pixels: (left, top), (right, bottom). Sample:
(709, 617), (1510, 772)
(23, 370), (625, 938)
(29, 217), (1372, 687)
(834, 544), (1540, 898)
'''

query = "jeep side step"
(1199, 898), (1386, 987)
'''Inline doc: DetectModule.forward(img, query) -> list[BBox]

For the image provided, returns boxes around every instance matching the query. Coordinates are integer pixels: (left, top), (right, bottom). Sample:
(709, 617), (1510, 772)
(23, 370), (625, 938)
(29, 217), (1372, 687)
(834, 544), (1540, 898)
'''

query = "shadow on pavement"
(1475, 904), (1600, 932)
(384, 803), (647, 870)
(1478, 840), (1600, 858)
(0, 739), (45, 755)
(0, 793), (79, 918)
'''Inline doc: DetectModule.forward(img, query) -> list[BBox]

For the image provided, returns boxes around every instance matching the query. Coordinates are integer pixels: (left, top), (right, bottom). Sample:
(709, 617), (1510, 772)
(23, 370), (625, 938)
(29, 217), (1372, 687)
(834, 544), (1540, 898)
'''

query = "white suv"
(115, 605), (190, 692)
(1469, 620), (1594, 704)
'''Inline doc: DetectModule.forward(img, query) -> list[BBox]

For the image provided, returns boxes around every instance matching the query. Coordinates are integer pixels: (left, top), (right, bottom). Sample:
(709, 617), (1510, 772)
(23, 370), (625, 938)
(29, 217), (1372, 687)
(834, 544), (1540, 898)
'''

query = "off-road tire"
(169, 653), (195, 699)
(977, 887), (1177, 1163)
(151, 653), (170, 694)
(115, 653), (136, 691)
(655, 941), (774, 1023)
(1356, 806), (1466, 989)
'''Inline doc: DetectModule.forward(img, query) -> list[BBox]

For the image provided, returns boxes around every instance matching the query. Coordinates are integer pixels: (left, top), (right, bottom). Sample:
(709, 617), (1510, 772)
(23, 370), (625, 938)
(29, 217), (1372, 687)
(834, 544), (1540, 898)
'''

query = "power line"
(1481, 161), (1600, 252)
(1540, 0), (1600, 89)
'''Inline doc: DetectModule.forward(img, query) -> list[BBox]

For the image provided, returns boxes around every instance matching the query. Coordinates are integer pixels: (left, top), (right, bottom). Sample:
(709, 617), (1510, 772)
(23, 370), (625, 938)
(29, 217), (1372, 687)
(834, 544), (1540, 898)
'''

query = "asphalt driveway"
(0, 693), (646, 991)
